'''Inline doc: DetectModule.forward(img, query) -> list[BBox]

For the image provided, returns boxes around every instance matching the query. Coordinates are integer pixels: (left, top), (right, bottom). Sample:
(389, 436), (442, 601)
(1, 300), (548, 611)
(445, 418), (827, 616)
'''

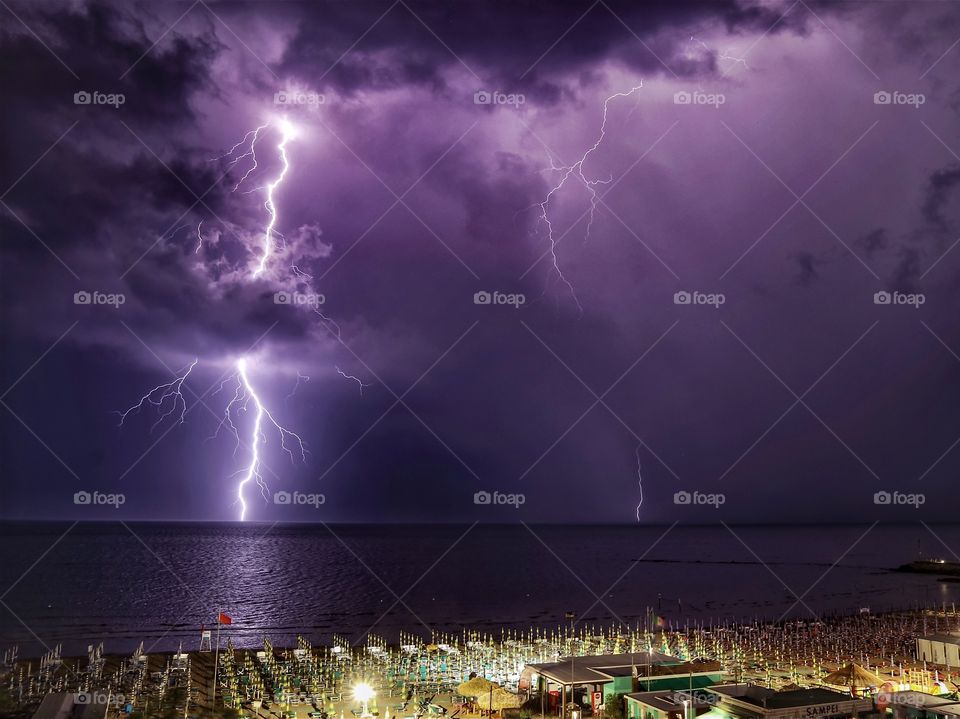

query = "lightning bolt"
(688, 36), (749, 74)
(255, 119), (295, 277)
(219, 357), (307, 521)
(290, 265), (312, 280)
(215, 119), (297, 278)
(336, 366), (370, 395)
(195, 220), (204, 254)
(535, 83), (643, 312)
(286, 370), (310, 400)
(116, 359), (198, 431)
(635, 445), (644, 522)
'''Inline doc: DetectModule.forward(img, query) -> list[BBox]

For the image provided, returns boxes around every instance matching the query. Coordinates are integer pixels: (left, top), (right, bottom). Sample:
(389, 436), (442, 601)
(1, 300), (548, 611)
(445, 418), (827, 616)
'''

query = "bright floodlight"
(354, 683), (375, 717)
(353, 683), (375, 703)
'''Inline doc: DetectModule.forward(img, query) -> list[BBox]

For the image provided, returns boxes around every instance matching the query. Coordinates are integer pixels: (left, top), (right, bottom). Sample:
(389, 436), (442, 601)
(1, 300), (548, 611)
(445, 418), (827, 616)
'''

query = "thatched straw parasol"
(486, 687), (521, 711)
(458, 676), (498, 698)
(823, 663), (883, 688)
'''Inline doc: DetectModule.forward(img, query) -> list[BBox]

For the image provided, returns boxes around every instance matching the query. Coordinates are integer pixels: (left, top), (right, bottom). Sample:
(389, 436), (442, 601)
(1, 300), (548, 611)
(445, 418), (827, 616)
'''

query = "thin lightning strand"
(286, 370), (310, 400)
(536, 83), (643, 312)
(689, 36), (749, 73)
(195, 220), (204, 254)
(635, 445), (644, 522)
(116, 359), (198, 431)
(336, 366), (370, 395)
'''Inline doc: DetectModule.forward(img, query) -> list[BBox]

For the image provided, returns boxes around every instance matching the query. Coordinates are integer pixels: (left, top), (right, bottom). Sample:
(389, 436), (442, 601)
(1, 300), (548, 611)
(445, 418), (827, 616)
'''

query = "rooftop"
(625, 690), (717, 712)
(922, 634), (960, 646)
(708, 685), (862, 710)
(527, 653), (720, 686)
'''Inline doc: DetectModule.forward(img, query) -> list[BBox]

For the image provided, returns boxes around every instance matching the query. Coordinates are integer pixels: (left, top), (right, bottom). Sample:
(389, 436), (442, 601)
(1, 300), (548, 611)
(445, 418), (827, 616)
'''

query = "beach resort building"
(917, 634), (960, 668)
(521, 653), (725, 715)
(696, 685), (874, 719)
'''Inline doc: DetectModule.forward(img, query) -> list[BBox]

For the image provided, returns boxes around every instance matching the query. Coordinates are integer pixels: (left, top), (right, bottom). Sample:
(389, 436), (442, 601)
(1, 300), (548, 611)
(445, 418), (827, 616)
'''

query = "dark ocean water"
(1, 523), (958, 658)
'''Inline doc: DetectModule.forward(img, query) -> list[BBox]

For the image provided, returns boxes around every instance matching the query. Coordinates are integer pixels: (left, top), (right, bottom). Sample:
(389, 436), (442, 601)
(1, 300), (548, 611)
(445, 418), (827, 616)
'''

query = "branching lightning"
(336, 366), (370, 395)
(213, 358), (307, 521)
(116, 359), (198, 431)
(123, 114), (351, 521)
(216, 119), (297, 277)
(535, 83), (643, 311)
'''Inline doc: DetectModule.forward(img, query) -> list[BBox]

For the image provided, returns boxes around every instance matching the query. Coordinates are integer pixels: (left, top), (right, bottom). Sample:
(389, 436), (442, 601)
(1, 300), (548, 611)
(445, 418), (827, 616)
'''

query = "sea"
(1, 523), (958, 658)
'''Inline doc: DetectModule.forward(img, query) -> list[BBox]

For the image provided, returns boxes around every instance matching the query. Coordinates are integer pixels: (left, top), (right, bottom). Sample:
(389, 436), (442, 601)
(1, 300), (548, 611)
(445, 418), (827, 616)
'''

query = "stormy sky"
(1, 0), (959, 523)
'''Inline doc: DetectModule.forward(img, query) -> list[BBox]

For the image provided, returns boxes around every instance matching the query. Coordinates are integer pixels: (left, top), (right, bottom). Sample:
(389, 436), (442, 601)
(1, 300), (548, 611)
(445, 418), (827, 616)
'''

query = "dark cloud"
(274, 0), (807, 100)
(921, 164), (960, 232)
(1, 0), (960, 524)
(792, 251), (825, 286)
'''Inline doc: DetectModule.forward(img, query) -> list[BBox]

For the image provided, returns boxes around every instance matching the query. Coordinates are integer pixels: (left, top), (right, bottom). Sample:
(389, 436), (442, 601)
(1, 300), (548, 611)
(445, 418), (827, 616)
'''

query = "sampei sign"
(767, 698), (873, 719)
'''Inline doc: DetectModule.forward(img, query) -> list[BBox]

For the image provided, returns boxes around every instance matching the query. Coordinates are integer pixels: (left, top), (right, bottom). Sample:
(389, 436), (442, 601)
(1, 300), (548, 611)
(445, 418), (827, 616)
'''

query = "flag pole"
(212, 609), (221, 705)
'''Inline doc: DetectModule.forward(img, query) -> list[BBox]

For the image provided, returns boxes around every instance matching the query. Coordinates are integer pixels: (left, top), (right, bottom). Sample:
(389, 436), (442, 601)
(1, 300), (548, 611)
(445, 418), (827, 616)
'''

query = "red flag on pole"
(218, 612), (232, 625)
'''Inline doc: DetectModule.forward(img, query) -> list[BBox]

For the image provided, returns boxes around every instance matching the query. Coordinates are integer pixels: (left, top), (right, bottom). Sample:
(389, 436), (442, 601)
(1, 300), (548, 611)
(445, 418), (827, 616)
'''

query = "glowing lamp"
(353, 683), (375, 717)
